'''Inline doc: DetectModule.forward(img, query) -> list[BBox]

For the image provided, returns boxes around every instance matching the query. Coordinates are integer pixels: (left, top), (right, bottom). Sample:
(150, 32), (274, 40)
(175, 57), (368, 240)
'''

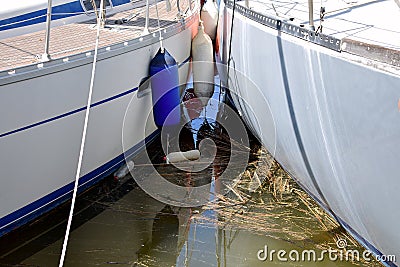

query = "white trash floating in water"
(114, 160), (135, 180)
(166, 150), (201, 163)
(200, 0), (218, 41)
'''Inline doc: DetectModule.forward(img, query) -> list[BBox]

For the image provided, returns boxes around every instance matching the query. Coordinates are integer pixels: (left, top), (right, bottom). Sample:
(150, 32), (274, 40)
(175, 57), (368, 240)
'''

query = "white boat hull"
(0, 11), (198, 236)
(217, 2), (400, 266)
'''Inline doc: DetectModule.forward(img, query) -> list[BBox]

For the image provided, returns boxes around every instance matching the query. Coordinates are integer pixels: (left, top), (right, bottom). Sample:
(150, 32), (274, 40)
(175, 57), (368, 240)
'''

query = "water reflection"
(17, 132), (380, 267)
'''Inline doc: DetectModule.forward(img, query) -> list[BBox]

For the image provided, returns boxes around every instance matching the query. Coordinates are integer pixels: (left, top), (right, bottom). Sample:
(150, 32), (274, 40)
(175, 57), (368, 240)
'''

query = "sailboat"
(0, 0), (199, 237)
(217, 0), (400, 266)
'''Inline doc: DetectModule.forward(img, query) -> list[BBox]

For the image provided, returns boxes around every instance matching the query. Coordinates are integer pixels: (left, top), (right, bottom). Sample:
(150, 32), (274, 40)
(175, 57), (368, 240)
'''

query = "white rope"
(58, 0), (104, 266)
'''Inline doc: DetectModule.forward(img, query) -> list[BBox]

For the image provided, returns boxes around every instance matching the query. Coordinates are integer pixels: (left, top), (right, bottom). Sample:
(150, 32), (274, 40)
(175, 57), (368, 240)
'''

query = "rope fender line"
(58, 0), (104, 266)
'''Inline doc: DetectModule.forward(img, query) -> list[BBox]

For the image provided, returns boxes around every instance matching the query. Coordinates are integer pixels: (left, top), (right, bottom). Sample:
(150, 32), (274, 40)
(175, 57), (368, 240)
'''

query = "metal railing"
(42, 0), (52, 61)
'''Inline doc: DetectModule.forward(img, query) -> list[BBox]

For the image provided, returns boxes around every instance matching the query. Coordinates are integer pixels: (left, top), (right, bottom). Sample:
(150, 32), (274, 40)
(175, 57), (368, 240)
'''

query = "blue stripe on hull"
(0, 0), (132, 31)
(0, 1), (84, 31)
(111, 0), (131, 5)
(0, 87), (139, 138)
(0, 129), (159, 237)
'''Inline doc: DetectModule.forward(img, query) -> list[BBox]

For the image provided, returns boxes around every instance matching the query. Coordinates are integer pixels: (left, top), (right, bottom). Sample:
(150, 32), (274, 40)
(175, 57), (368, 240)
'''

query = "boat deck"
(243, 0), (400, 67)
(0, 0), (192, 72)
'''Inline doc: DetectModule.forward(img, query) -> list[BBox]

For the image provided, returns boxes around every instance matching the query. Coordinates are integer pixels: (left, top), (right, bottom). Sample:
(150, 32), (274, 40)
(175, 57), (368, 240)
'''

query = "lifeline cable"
(58, 0), (105, 266)
(226, 0), (236, 84)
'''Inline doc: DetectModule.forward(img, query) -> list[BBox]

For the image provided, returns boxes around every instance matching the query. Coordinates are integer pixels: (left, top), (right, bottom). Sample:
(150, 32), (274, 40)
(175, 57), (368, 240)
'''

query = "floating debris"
(113, 160), (135, 181)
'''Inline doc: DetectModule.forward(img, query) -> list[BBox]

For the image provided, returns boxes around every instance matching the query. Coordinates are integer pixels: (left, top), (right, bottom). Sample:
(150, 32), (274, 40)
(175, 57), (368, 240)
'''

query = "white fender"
(200, 0), (218, 41)
(166, 150), (201, 163)
(113, 160), (135, 180)
(192, 21), (214, 106)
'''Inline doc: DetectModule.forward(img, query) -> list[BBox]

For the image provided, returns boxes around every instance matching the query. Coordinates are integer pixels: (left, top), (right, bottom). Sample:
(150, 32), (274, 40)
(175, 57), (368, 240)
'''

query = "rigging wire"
(58, 0), (104, 266)
(226, 0), (236, 85)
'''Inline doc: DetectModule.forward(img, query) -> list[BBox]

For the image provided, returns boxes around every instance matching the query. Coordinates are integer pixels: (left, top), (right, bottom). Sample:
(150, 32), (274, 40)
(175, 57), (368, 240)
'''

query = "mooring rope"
(58, 0), (104, 266)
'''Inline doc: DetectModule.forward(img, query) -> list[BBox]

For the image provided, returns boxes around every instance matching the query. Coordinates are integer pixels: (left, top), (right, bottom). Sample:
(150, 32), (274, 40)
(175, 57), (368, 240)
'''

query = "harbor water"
(0, 80), (382, 267)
